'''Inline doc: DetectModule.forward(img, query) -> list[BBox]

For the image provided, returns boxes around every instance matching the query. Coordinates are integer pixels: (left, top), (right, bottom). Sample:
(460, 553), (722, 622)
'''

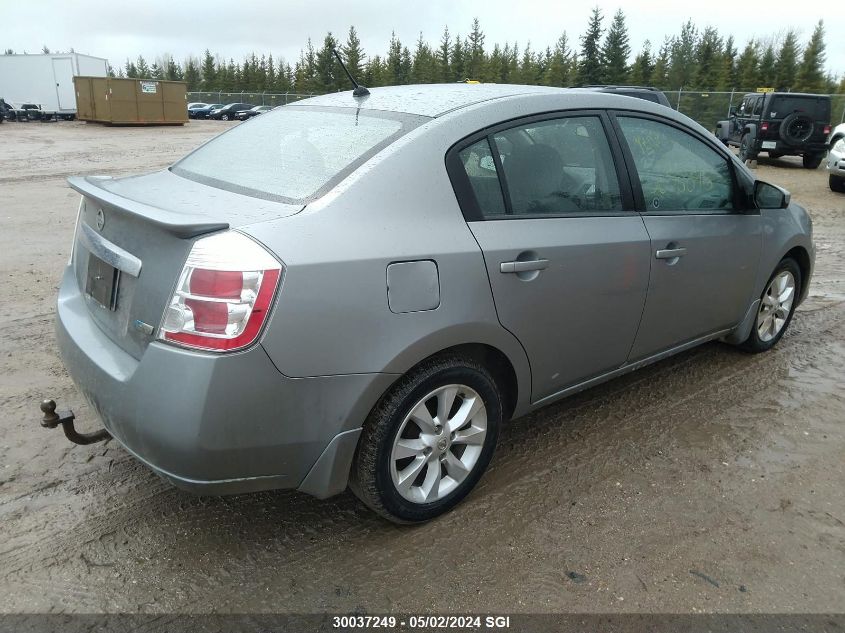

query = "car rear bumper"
(55, 265), (395, 496)
(757, 139), (829, 154)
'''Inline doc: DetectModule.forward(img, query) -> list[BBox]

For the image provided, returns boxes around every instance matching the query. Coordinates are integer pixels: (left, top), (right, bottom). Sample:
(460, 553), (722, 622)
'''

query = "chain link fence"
(187, 91), (316, 106)
(666, 90), (845, 131)
(189, 89), (845, 130)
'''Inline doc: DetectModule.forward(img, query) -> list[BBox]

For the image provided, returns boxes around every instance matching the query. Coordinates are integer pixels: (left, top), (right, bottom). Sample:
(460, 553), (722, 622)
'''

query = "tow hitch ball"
(40, 399), (112, 445)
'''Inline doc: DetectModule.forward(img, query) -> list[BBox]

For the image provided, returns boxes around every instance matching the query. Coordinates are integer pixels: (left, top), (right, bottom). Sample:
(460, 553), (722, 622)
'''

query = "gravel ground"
(0, 121), (843, 615)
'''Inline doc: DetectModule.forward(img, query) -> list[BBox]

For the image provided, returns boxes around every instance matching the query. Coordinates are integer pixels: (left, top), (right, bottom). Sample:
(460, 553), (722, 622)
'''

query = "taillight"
(158, 231), (282, 352)
(760, 122), (769, 133)
(823, 125), (831, 136)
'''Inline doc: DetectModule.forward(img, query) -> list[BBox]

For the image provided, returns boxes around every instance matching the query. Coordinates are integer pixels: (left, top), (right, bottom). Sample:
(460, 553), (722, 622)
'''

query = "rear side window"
(458, 139), (507, 216)
(493, 116), (624, 216)
(173, 106), (420, 202)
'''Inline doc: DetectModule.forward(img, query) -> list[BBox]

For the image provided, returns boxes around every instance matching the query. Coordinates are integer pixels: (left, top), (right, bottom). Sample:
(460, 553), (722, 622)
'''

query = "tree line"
(7, 11), (843, 96)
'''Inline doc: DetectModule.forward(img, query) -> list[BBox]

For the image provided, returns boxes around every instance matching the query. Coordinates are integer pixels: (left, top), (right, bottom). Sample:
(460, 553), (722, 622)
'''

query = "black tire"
(780, 112), (814, 144)
(830, 174), (845, 193)
(803, 153), (823, 169)
(740, 258), (801, 354)
(739, 134), (756, 162)
(349, 355), (502, 523)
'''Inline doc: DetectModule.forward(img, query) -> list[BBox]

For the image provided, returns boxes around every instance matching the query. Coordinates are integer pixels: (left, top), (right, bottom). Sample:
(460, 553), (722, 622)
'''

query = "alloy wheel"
(389, 384), (487, 504)
(756, 270), (795, 342)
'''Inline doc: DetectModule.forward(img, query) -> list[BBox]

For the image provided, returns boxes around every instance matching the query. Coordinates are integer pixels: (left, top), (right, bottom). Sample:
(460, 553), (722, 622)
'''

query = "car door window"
(490, 116), (623, 216)
(457, 139), (508, 216)
(617, 117), (736, 212)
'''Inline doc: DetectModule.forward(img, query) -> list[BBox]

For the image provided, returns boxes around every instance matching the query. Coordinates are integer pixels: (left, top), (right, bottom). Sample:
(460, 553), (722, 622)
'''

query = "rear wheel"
(803, 153), (823, 169)
(349, 355), (502, 523)
(740, 258), (801, 353)
(830, 175), (845, 193)
(739, 134), (756, 162)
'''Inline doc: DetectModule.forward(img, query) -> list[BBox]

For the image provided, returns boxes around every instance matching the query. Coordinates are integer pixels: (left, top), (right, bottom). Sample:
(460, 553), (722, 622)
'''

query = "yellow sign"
(756, 87), (774, 93)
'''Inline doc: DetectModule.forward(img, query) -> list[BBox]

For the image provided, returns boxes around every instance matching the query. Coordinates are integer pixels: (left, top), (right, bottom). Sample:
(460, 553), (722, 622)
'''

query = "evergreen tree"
(543, 33), (573, 87)
(437, 27), (451, 82)
(342, 26), (365, 81)
(386, 32), (403, 85)
(694, 26), (722, 89)
(466, 18), (486, 80)
(136, 55), (151, 79)
(412, 33), (437, 83)
(184, 57), (201, 90)
(315, 32), (341, 92)
(200, 50), (216, 90)
(629, 40), (654, 86)
(716, 35), (737, 90)
(577, 6), (604, 85)
(758, 44), (776, 87)
(796, 20), (827, 92)
(667, 21), (697, 89)
(736, 40), (760, 90)
(451, 36), (465, 81)
(601, 9), (630, 84)
(651, 37), (672, 88)
(125, 58), (139, 78)
(774, 30), (799, 91)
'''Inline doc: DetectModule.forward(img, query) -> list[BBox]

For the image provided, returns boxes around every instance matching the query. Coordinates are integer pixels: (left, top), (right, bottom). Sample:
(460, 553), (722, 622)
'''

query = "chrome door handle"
(655, 247), (687, 259)
(500, 259), (550, 273)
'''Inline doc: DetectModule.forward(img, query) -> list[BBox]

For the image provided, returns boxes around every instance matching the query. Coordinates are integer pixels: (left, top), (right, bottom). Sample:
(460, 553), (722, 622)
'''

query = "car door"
(612, 114), (762, 361)
(448, 112), (652, 403)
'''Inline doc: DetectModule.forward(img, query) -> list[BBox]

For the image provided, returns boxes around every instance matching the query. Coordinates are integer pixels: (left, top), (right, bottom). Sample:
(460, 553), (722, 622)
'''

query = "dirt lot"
(1, 121), (844, 615)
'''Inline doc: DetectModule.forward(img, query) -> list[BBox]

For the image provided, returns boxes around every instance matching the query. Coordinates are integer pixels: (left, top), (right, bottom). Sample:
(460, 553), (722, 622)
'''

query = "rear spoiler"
(67, 175), (229, 239)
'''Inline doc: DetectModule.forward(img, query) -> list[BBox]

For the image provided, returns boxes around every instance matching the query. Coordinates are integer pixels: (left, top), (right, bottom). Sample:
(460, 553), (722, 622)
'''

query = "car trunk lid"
(68, 171), (302, 359)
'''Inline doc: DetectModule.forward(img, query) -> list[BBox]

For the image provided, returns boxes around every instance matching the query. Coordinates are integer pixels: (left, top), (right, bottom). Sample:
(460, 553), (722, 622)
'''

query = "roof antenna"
(333, 49), (370, 97)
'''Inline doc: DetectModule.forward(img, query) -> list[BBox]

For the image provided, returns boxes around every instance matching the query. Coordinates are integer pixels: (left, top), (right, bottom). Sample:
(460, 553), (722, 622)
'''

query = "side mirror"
(729, 106), (737, 116)
(754, 180), (790, 209)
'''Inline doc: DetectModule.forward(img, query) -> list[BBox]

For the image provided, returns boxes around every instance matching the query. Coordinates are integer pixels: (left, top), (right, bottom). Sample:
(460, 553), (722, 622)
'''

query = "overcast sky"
(2, 0), (842, 78)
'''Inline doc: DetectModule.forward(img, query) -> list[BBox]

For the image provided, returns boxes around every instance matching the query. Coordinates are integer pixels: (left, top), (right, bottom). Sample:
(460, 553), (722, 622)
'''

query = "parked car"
(187, 102), (208, 118)
(236, 105), (273, 120)
(49, 84), (814, 523)
(827, 123), (845, 192)
(4, 102), (44, 121)
(190, 103), (224, 120)
(208, 103), (255, 120)
(580, 85), (672, 108)
(715, 92), (831, 168)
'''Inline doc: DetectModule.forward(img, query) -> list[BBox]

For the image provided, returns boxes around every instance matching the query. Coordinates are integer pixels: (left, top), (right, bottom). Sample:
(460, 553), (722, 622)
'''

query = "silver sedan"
(51, 84), (814, 522)
(828, 123), (845, 192)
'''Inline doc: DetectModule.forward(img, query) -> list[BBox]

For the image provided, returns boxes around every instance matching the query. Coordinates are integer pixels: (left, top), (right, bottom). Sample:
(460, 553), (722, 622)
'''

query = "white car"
(828, 123), (845, 193)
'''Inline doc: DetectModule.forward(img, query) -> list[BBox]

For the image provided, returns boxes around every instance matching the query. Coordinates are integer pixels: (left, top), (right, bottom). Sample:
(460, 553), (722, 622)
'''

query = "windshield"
(172, 106), (423, 202)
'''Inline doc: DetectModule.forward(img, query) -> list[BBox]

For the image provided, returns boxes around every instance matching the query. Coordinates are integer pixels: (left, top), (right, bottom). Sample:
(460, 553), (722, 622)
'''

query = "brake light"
(760, 122), (769, 132)
(823, 125), (831, 136)
(158, 231), (283, 352)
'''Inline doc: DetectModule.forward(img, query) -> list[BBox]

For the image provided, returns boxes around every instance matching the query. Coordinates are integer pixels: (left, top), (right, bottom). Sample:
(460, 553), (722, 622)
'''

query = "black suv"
(580, 85), (672, 108)
(716, 92), (831, 168)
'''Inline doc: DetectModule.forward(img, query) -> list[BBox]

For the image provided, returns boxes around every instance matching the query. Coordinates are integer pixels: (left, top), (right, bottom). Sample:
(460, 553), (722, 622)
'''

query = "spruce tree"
(342, 26), (365, 81)
(577, 6), (604, 85)
(758, 44), (776, 87)
(736, 40), (760, 90)
(796, 21), (827, 92)
(544, 33), (573, 87)
(437, 27), (451, 82)
(466, 18), (486, 80)
(601, 9), (630, 84)
(774, 30), (799, 91)
(200, 50), (216, 91)
(630, 41), (654, 86)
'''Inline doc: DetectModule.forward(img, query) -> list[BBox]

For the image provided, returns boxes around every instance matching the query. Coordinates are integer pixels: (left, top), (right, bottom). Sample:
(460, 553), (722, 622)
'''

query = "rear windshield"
(769, 96), (831, 120)
(172, 106), (423, 202)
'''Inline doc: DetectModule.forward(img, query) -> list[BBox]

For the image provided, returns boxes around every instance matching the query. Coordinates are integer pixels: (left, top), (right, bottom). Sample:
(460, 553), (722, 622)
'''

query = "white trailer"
(0, 53), (109, 117)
